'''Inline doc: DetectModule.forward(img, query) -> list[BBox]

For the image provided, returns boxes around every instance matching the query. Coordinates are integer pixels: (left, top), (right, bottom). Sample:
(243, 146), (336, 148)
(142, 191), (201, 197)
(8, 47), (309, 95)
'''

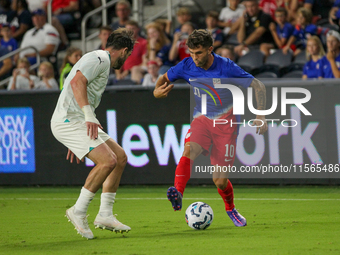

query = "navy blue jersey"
(276, 22), (294, 40)
(292, 24), (328, 49)
(318, 55), (340, 78)
(303, 59), (320, 78)
(167, 52), (254, 119)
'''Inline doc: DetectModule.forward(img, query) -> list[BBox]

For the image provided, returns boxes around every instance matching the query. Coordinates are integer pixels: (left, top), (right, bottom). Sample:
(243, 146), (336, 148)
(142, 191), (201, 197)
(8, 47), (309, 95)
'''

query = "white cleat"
(94, 214), (131, 233)
(65, 206), (94, 240)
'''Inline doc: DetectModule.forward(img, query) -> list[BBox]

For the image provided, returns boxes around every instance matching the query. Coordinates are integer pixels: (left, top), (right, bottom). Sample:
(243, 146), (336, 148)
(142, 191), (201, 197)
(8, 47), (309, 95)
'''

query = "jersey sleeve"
(167, 60), (185, 82)
(45, 26), (60, 45)
(77, 52), (108, 84)
(228, 61), (254, 88)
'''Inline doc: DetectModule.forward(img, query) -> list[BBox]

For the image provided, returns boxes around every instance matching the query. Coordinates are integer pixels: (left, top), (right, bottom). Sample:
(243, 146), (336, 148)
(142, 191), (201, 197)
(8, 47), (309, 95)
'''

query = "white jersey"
(51, 50), (111, 123)
(219, 5), (245, 35)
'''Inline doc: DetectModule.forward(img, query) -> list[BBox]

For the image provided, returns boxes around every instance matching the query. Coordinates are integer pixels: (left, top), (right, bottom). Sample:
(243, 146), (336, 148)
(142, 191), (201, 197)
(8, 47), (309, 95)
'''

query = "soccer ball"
(185, 202), (214, 230)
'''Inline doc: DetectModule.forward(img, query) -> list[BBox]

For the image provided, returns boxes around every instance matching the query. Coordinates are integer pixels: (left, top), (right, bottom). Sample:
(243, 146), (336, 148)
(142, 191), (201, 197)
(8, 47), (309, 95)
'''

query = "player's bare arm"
(153, 72), (174, 98)
(250, 78), (268, 135)
(70, 70), (103, 139)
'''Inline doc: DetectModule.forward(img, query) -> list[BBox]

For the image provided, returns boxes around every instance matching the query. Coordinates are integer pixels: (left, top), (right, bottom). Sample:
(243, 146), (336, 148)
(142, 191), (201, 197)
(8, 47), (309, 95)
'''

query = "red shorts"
(186, 112), (238, 167)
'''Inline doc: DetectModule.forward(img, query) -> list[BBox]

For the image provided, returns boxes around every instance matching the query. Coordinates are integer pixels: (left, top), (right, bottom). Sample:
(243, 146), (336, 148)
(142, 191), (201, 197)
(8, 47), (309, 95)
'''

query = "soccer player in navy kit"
(154, 29), (268, 227)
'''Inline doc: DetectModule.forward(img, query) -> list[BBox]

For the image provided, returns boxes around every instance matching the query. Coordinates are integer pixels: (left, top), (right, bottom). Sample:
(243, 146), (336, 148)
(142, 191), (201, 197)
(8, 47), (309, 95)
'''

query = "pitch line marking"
(0, 198), (339, 201)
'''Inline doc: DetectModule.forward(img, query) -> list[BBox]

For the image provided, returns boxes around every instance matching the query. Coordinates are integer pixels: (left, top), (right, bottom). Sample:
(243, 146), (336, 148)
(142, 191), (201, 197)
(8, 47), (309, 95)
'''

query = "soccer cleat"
(65, 206), (94, 239)
(94, 214), (131, 233)
(227, 208), (247, 227)
(167, 186), (183, 211)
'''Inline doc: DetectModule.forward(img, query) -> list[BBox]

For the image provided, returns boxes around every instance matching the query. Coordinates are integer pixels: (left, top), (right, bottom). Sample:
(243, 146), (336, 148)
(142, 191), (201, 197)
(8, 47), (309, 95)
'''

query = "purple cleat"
(167, 186), (183, 211)
(227, 208), (247, 227)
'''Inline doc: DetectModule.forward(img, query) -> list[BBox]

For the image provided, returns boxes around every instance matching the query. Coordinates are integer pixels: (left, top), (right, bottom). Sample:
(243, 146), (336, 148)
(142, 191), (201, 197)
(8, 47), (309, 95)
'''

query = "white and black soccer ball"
(185, 202), (214, 230)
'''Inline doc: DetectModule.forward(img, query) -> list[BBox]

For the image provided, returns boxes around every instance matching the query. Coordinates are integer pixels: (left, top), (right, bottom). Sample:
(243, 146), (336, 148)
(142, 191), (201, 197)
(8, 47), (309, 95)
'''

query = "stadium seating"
(260, 49), (293, 77)
(237, 50), (265, 75)
(281, 70), (303, 78)
(255, 71), (278, 78)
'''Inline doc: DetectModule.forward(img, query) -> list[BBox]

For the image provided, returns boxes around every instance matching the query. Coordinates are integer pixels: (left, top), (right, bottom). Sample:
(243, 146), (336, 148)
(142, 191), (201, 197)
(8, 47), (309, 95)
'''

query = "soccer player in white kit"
(51, 28), (134, 239)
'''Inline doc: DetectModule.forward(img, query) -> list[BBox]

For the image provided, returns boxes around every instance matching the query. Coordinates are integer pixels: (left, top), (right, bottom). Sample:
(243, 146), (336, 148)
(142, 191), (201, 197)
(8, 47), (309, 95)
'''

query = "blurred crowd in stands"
(1, 0), (340, 91)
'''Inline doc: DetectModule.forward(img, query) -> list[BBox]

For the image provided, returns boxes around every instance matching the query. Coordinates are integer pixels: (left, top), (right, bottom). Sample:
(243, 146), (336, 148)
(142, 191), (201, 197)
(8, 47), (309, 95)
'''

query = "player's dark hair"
(106, 27), (135, 52)
(186, 29), (213, 49)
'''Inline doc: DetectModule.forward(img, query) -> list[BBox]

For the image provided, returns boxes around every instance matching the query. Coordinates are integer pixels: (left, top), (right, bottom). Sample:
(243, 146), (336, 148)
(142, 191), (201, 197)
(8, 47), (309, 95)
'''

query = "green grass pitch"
(0, 185), (339, 255)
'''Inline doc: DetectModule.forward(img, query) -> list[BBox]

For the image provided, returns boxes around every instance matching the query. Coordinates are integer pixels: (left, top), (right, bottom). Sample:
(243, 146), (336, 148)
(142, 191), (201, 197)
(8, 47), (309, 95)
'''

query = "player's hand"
(282, 46), (289, 55)
(153, 82), (174, 98)
(66, 149), (84, 164)
(252, 116), (268, 135)
(327, 50), (336, 61)
(86, 121), (103, 140)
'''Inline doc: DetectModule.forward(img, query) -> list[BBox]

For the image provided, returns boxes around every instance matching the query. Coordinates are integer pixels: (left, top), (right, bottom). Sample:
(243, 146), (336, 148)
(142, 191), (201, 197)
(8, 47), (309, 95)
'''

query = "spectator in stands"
(0, 23), (18, 52)
(0, 0), (16, 29)
(302, 36), (324, 79)
(142, 60), (161, 86)
(174, 7), (193, 33)
(169, 22), (194, 63)
(25, 0), (46, 12)
(155, 18), (172, 40)
(19, 9), (60, 65)
(7, 57), (39, 90)
(144, 22), (172, 74)
(267, 7), (294, 52)
(216, 45), (236, 61)
(111, 0), (131, 30)
(283, 7), (329, 56)
(329, 0), (340, 26)
(304, 0), (334, 20)
(35, 61), (58, 89)
(206, 11), (223, 49)
(259, 0), (303, 21)
(234, 0), (274, 57)
(59, 46), (82, 89)
(218, 0), (245, 36)
(10, 0), (33, 42)
(318, 30), (340, 79)
(97, 25), (113, 50)
(51, 0), (79, 48)
(115, 20), (147, 84)
(0, 44), (13, 80)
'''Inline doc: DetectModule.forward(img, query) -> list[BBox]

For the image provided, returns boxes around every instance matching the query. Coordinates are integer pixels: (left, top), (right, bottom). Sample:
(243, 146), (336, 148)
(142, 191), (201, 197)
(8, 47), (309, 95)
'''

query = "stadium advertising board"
(0, 107), (35, 173)
(0, 84), (339, 185)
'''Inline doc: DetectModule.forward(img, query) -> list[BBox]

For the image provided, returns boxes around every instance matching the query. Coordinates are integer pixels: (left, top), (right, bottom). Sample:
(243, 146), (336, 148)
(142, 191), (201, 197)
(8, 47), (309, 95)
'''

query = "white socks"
(73, 188), (116, 217)
(74, 187), (95, 215)
(99, 192), (116, 217)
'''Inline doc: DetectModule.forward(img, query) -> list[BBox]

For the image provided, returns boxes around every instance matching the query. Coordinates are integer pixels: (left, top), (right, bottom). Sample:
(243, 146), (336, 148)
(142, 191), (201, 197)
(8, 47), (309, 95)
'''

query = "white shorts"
(51, 121), (111, 160)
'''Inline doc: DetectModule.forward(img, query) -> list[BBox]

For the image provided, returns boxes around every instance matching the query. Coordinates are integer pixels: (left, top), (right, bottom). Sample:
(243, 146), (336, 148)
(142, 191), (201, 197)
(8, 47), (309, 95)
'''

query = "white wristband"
(82, 105), (100, 124)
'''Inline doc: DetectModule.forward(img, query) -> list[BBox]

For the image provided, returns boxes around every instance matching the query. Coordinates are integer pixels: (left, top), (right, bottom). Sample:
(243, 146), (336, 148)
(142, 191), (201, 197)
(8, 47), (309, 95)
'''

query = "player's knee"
(117, 151), (127, 168)
(213, 178), (228, 190)
(102, 154), (117, 171)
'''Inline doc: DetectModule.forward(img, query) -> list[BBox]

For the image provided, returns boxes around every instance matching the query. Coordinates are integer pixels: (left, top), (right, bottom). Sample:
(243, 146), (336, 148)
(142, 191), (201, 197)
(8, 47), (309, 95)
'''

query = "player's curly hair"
(186, 29), (213, 49)
(106, 28), (135, 52)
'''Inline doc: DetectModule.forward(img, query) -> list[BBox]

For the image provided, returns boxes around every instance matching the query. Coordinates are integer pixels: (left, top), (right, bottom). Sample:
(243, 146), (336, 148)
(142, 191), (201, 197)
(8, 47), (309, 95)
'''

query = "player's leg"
(168, 140), (204, 210)
(52, 122), (117, 239)
(209, 117), (246, 227)
(65, 143), (117, 239)
(94, 138), (131, 232)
